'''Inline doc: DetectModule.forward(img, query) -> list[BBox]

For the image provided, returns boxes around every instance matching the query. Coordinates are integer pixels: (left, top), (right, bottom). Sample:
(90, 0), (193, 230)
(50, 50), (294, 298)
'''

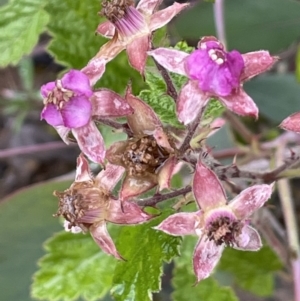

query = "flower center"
(122, 135), (170, 176)
(53, 181), (109, 229)
(44, 80), (74, 110)
(101, 0), (135, 23)
(206, 216), (242, 246)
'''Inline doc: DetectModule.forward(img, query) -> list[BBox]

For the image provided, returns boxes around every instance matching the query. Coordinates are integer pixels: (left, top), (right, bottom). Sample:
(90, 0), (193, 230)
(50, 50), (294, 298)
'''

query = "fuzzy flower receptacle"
(96, 0), (188, 75)
(148, 36), (278, 124)
(54, 154), (154, 259)
(40, 69), (133, 164)
(106, 86), (178, 200)
(155, 160), (273, 282)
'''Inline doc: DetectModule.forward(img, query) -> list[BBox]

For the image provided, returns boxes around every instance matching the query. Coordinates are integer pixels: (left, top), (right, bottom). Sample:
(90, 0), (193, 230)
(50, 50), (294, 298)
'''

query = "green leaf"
(244, 74), (300, 123)
(172, 237), (238, 301)
(32, 231), (117, 301)
(218, 246), (282, 296)
(111, 214), (182, 301)
(0, 180), (70, 301)
(0, 0), (49, 67)
(173, 0), (300, 53)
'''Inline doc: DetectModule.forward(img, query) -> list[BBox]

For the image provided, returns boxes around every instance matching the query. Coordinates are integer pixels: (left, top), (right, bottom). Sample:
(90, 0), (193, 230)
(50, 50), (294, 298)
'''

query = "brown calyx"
(53, 181), (109, 228)
(101, 0), (134, 23)
(122, 135), (170, 176)
(206, 216), (242, 246)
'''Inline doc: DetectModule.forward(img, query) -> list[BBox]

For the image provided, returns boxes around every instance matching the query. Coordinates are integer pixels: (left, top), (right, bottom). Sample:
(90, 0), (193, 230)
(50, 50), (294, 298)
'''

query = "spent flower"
(40, 69), (133, 164)
(148, 36), (278, 124)
(155, 160), (273, 282)
(54, 154), (154, 259)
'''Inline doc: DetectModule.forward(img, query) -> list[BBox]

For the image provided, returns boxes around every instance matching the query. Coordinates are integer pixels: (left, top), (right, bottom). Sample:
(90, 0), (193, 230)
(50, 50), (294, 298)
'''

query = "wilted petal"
(177, 80), (209, 125)
(81, 58), (107, 86)
(125, 86), (162, 135)
(95, 37), (125, 63)
(92, 89), (133, 117)
(233, 225), (262, 251)
(193, 161), (227, 210)
(120, 174), (157, 200)
(157, 156), (177, 190)
(107, 199), (154, 224)
(229, 184), (273, 219)
(61, 70), (93, 97)
(55, 125), (70, 144)
(241, 51), (278, 82)
(280, 112), (300, 133)
(41, 81), (55, 97)
(61, 96), (92, 128)
(96, 164), (125, 192)
(96, 20), (115, 38)
(193, 238), (224, 282)
(106, 141), (128, 166)
(72, 121), (106, 164)
(127, 35), (150, 75)
(153, 127), (174, 152)
(137, 0), (162, 14)
(75, 153), (92, 182)
(219, 88), (258, 118)
(41, 104), (64, 127)
(150, 2), (189, 31)
(148, 48), (188, 76)
(154, 212), (200, 236)
(90, 222), (123, 259)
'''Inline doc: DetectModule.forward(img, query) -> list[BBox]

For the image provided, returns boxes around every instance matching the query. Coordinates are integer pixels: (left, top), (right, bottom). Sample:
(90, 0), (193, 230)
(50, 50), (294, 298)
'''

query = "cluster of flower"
(40, 0), (293, 282)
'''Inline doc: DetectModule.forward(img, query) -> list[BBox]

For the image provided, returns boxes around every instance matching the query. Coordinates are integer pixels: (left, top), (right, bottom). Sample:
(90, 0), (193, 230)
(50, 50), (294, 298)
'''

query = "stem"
(213, 0), (227, 49)
(152, 57), (178, 102)
(276, 142), (300, 301)
(137, 186), (192, 207)
(95, 117), (133, 137)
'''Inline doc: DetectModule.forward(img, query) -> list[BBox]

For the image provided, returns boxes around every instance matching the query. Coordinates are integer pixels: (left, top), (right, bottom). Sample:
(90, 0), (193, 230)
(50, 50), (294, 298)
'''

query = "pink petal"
(55, 125), (70, 144)
(157, 156), (177, 190)
(241, 51), (278, 82)
(96, 20), (115, 38)
(107, 199), (154, 224)
(148, 48), (188, 76)
(95, 38), (124, 63)
(127, 35), (150, 75)
(41, 104), (64, 127)
(137, 0), (162, 14)
(177, 80), (209, 125)
(61, 70), (93, 97)
(193, 161), (227, 210)
(280, 112), (300, 133)
(120, 174), (157, 201)
(219, 88), (258, 118)
(96, 164), (125, 192)
(72, 121), (106, 164)
(125, 86), (162, 135)
(90, 222), (123, 259)
(154, 212), (200, 236)
(229, 184), (273, 219)
(92, 89), (133, 117)
(233, 225), (262, 251)
(81, 58), (106, 86)
(193, 237), (224, 282)
(41, 81), (55, 98)
(75, 153), (92, 182)
(150, 2), (189, 32)
(61, 96), (92, 128)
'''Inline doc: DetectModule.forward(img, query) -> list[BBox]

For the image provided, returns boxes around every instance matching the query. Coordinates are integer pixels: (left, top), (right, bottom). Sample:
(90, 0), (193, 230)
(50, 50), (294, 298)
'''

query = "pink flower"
(148, 36), (278, 124)
(54, 154), (154, 259)
(40, 69), (133, 164)
(106, 86), (179, 200)
(155, 160), (273, 282)
(280, 112), (300, 133)
(96, 0), (189, 75)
